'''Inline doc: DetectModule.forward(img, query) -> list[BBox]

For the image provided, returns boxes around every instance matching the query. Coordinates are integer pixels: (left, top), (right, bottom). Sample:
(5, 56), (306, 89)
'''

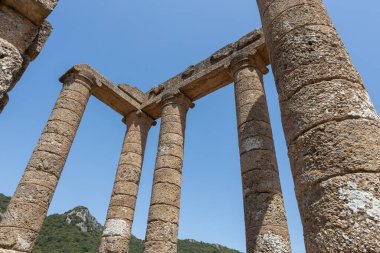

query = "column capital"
(228, 52), (269, 77)
(160, 90), (195, 109)
(123, 110), (157, 127)
(59, 64), (103, 91)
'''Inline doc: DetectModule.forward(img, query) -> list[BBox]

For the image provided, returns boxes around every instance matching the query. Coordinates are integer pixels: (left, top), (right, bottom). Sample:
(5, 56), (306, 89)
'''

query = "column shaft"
(100, 112), (154, 253)
(232, 55), (291, 253)
(0, 75), (91, 253)
(256, 0), (380, 251)
(144, 93), (193, 253)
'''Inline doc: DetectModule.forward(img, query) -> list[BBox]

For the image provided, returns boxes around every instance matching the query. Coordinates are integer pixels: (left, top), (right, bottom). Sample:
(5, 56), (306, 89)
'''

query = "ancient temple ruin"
(1, 0), (379, 253)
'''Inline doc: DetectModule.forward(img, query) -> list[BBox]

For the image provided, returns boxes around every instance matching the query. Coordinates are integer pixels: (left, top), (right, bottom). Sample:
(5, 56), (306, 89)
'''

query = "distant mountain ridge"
(0, 194), (241, 253)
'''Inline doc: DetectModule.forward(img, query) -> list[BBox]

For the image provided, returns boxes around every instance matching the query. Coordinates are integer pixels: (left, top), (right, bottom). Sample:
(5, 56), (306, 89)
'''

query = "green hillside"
(0, 194), (240, 253)
(0, 193), (10, 223)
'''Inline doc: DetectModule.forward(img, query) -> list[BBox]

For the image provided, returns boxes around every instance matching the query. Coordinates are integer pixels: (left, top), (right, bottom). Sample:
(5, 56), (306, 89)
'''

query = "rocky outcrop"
(65, 206), (103, 233)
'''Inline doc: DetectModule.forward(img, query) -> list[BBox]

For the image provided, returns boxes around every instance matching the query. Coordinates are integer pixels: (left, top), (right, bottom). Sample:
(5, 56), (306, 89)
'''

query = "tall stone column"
(230, 54), (291, 253)
(0, 71), (93, 253)
(100, 111), (155, 253)
(256, 0), (380, 251)
(144, 91), (193, 253)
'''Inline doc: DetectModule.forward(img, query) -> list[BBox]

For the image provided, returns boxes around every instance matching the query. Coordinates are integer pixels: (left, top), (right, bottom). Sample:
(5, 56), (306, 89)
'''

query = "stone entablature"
(57, 30), (268, 119)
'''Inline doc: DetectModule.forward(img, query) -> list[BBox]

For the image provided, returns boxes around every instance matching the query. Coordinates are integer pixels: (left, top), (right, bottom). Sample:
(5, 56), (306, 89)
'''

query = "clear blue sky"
(1, 1), (379, 252)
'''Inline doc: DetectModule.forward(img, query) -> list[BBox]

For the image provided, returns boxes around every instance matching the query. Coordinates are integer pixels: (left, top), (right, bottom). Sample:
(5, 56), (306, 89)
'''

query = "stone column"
(99, 111), (155, 253)
(230, 54), (291, 253)
(144, 91), (193, 253)
(0, 1), (58, 113)
(256, 0), (380, 252)
(0, 71), (93, 253)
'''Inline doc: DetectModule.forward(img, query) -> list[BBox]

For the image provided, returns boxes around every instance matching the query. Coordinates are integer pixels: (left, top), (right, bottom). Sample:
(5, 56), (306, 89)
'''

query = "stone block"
(281, 79), (379, 142)
(103, 219), (130, 238)
(109, 194), (136, 209)
(118, 152), (142, 168)
(1, 201), (46, 231)
(235, 89), (268, 110)
(58, 88), (89, 107)
(299, 173), (380, 252)
(244, 192), (288, 228)
(43, 119), (77, 139)
(155, 155), (183, 171)
(13, 182), (53, 207)
(106, 206), (134, 221)
(150, 183), (181, 208)
(265, 0), (331, 47)
(157, 143), (184, 158)
(124, 129), (145, 144)
(3, 0), (58, 24)
(159, 132), (184, 147)
(36, 132), (71, 156)
(144, 241), (176, 253)
(21, 170), (58, 191)
(115, 164), (141, 184)
(26, 21), (52, 60)
(236, 102), (270, 126)
(239, 135), (274, 154)
(159, 121), (184, 135)
(246, 227), (291, 253)
(289, 118), (380, 191)
(154, 168), (182, 187)
(161, 114), (185, 125)
(271, 25), (351, 96)
(240, 150), (278, 174)
(123, 142), (143, 155)
(54, 96), (86, 115)
(242, 169), (281, 195)
(145, 220), (178, 243)
(238, 120), (273, 140)
(0, 6), (38, 52)
(277, 60), (362, 101)
(100, 235), (130, 253)
(27, 150), (65, 178)
(113, 181), (138, 197)
(49, 108), (81, 128)
(148, 204), (179, 224)
(0, 227), (38, 252)
(0, 38), (23, 95)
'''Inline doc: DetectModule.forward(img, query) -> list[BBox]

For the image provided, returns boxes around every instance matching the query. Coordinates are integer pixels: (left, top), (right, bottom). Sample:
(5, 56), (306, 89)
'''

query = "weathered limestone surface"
(0, 71), (92, 253)
(100, 111), (155, 253)
(256, 0), (380, 251)
(3, 0), (58, 25)
(230, 54), (291, 253)
(144, 92), (193, 253)
(0, 0), (57, 113)
(60, 65), (142, 117)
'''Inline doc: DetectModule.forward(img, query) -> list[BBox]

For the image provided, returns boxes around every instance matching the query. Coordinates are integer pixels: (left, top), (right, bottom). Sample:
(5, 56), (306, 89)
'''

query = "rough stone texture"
(0, 1), (57, 113)
(231, 54), (291, 253)
(0, 5), (38, 52)
(0, 38), (23, 105)
(99, 111), (155, 253)
(0, 73), (92, 253)
(3, 0), (58, 25)
(299, 173), (380, 252)
(144, 92), (193, 253)
(0, 94), (9, 113)
(26, 21), (53, 61)
(256, 0), (380, 251)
